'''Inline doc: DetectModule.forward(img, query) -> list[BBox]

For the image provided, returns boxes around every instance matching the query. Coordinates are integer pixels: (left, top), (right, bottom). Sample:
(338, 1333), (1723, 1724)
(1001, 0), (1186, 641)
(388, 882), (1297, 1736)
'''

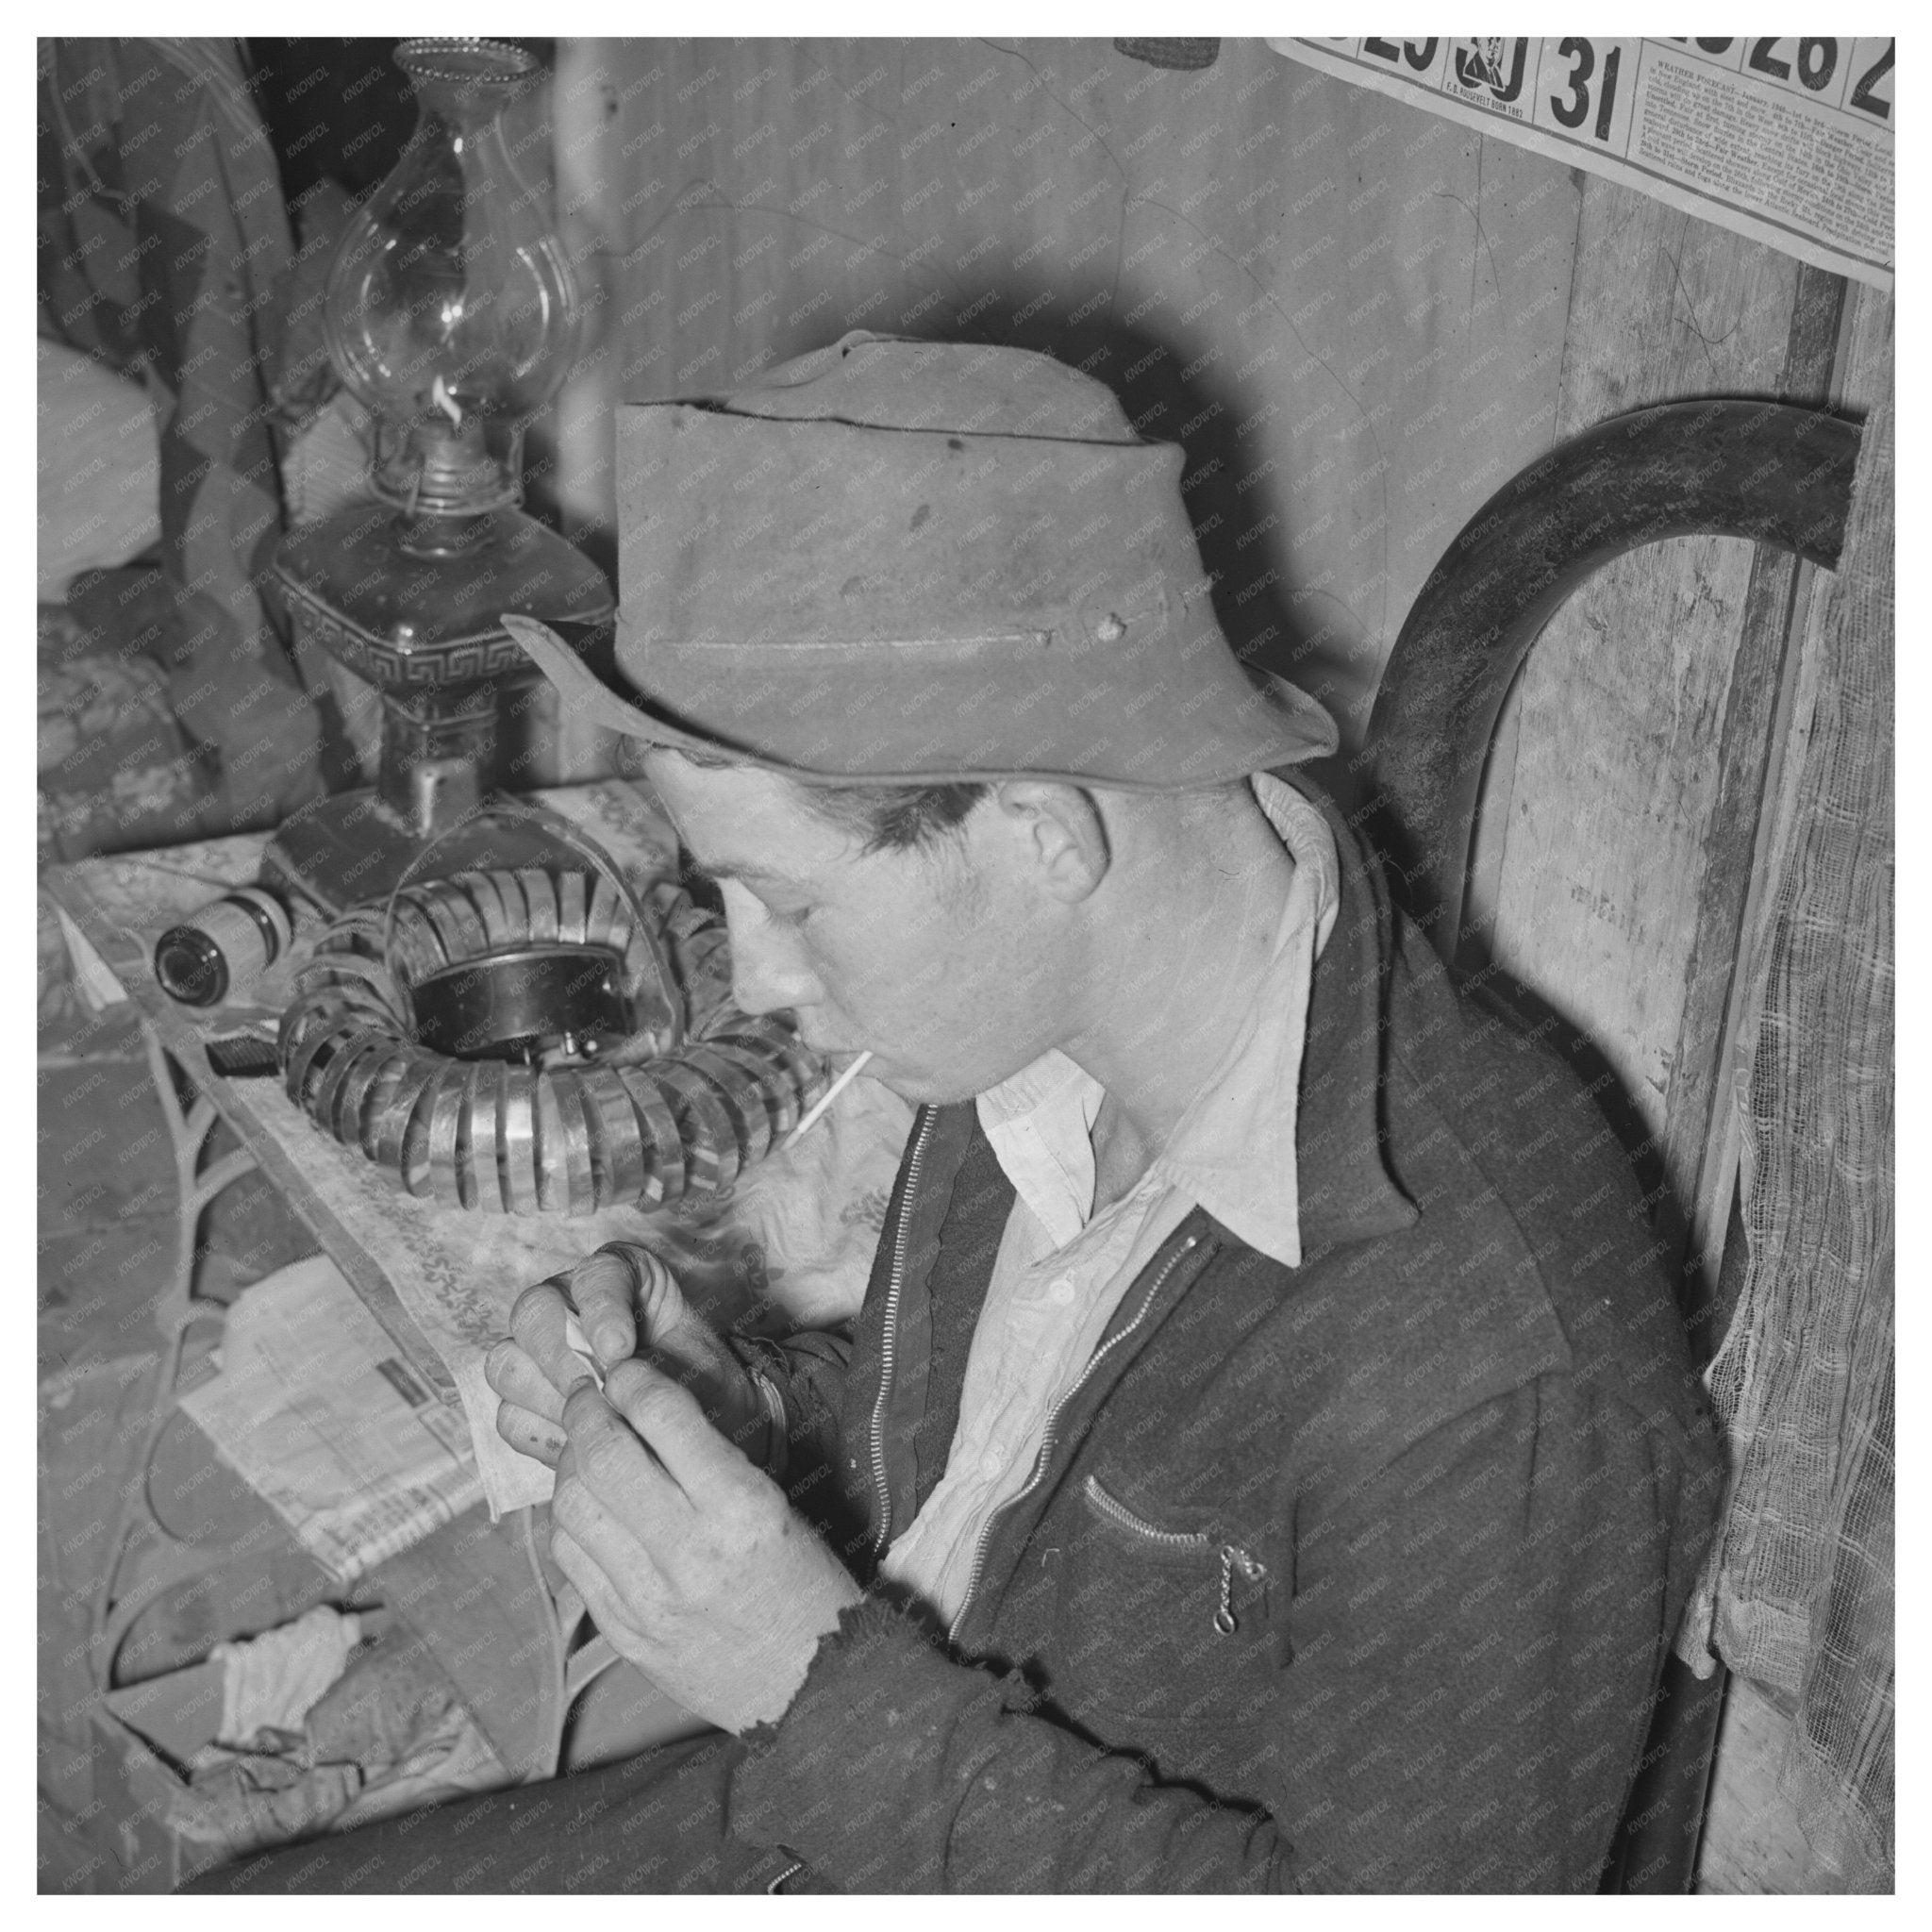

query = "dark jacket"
(729, 780), (1723, 1892)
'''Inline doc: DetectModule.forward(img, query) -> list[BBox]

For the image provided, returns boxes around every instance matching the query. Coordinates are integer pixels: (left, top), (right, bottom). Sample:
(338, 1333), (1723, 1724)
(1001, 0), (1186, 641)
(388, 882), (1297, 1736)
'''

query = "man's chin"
(799, 1038), (1002, 1109)
(846, 1055), (978, 1109)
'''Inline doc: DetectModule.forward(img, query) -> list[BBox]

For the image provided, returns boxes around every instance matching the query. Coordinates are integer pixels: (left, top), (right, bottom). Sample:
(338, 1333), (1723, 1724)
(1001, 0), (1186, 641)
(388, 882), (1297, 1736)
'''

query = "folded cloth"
(213, 1606), (364, 1747)
(173, 1620), (502, 1857)
(36, 628), (214, 862)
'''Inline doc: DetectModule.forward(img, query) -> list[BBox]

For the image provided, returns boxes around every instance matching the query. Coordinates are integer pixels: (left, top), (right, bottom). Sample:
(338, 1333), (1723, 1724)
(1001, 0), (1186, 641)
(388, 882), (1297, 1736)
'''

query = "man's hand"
(486, 1244), (767, 1469)
(548, 1360), (861, 1733)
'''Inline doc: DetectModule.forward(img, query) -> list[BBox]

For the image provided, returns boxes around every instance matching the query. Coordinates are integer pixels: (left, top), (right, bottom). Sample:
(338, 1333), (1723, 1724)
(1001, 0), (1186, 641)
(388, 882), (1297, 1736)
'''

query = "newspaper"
(177, 1255), (485, 1582)
(1269, 37), (1893, 291)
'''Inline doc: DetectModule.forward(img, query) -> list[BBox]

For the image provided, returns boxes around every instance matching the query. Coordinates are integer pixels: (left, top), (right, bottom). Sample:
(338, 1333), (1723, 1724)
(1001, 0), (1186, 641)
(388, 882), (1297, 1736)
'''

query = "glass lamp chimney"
(322, 39), (582, 538)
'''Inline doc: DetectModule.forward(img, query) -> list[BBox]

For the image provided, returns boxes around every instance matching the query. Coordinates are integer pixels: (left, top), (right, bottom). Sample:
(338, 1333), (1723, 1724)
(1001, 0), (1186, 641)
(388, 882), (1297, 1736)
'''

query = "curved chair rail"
(1361, 399), (1861, 966)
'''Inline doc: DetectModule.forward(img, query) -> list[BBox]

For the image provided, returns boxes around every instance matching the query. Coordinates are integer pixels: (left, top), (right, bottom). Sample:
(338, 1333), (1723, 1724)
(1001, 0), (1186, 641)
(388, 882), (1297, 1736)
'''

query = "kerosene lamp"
(267, 38), (615, 911)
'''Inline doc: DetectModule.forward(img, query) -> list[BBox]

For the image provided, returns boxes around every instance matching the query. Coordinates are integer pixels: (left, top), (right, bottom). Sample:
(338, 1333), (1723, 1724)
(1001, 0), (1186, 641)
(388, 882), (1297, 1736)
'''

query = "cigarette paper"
(562, 1310), (607, 1391)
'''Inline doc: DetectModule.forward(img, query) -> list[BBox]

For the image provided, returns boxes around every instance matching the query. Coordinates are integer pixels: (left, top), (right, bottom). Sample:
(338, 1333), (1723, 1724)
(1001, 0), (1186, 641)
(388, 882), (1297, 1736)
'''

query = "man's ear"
(992, 780), (1110, 904)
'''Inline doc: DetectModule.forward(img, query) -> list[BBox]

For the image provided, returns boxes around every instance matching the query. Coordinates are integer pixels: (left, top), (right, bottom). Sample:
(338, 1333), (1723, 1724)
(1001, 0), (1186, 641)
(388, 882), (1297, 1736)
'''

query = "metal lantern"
(267, 40), (614, 913)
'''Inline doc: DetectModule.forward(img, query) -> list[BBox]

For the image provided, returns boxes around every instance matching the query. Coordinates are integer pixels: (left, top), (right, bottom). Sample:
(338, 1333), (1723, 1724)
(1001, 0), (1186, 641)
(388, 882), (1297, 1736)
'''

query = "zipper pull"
(1214, 1544), (1268, 1636)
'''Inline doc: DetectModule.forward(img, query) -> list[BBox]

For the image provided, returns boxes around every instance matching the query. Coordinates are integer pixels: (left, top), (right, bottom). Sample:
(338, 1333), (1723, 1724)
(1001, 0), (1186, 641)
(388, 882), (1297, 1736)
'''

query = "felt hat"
(506, 331), (1337, 789)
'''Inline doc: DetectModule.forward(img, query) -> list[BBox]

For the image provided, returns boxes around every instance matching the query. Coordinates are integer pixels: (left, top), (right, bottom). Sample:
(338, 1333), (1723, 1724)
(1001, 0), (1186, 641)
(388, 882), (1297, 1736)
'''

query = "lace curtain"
(1688, 299), (1894, 1891)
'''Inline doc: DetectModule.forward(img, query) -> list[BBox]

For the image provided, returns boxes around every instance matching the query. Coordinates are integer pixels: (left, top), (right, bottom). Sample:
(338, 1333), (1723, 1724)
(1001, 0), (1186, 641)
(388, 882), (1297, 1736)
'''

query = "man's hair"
(810, 781), (990, 856)
(653, 742), (988, 856)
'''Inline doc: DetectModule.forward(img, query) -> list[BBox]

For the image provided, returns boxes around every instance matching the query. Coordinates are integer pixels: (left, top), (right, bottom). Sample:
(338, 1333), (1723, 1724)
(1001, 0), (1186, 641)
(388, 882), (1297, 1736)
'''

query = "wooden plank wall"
(1468, 185), (1847, 1322)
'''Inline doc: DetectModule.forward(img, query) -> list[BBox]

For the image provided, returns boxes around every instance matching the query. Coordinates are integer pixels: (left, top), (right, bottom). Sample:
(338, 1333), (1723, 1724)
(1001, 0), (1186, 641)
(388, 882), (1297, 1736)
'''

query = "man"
(197, 332), (1719, 1892)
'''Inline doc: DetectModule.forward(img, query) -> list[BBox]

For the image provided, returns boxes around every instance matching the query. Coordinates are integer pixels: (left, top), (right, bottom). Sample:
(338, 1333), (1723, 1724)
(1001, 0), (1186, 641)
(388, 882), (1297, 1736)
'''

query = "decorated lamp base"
(264, 791), (591, 915)
(266, 500), (616, 914)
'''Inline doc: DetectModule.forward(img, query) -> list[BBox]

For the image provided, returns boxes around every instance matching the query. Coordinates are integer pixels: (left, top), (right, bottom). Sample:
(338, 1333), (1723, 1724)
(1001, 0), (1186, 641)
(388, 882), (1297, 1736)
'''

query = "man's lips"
(794, 1026), (856, 1059)
(814, 1045), (871, 1068)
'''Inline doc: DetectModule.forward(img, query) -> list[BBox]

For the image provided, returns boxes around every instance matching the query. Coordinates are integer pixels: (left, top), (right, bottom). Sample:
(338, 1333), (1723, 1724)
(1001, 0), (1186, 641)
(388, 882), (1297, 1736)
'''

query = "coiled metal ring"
(278, 865), (825, 1217)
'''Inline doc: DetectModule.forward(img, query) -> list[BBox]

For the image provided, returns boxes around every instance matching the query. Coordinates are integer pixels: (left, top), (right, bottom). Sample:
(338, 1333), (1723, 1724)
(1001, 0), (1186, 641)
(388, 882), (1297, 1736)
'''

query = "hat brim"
(503, 612), (1337, 791)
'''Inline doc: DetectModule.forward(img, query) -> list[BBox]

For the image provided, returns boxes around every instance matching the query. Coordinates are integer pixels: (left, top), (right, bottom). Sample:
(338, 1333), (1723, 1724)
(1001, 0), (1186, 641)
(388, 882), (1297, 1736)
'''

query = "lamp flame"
(431, 373), (464, 429)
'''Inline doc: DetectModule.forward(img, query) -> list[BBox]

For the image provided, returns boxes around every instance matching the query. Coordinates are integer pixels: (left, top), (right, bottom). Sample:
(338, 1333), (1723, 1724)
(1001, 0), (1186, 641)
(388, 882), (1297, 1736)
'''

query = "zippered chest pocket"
(1046, 1472), (1276, 1735)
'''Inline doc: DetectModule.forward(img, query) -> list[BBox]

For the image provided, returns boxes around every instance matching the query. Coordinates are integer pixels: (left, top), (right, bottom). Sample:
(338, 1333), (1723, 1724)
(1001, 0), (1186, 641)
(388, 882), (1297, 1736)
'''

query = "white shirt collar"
(975, 774), (1340, 1269)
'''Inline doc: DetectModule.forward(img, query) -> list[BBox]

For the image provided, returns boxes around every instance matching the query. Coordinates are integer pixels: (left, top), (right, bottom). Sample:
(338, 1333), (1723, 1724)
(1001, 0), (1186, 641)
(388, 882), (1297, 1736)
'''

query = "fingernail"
(592, 1326), (626, 1360)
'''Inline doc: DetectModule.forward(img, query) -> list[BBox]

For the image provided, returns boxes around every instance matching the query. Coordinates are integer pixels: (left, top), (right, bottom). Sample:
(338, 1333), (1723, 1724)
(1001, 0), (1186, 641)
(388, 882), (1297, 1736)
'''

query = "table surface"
(42, 781), (695, 1508)
(44, 783), (765, 1792)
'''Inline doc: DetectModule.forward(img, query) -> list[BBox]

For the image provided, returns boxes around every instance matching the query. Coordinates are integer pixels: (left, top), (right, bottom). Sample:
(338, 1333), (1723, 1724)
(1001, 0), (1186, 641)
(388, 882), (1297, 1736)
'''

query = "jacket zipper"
(1084, 1474), (1270, 1636)
(947, 1229), (1205, 1646)
(1083, 1474), (1208, 1549)
(869, 1107), (938, 1556)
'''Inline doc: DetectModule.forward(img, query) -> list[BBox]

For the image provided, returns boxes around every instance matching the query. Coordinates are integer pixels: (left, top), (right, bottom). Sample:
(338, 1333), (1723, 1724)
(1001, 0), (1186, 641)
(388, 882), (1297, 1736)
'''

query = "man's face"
(641, 752), (1073, 1104)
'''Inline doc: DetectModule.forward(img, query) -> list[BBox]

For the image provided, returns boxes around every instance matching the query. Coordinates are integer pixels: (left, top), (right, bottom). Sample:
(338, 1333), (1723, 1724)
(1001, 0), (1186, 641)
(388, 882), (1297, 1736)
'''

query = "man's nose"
(720, 883), (821, 1018)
